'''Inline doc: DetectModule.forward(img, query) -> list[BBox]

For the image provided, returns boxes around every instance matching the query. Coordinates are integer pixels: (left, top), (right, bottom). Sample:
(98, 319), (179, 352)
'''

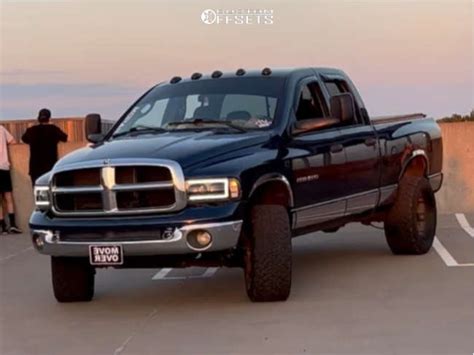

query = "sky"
(0, 0), (472, 121)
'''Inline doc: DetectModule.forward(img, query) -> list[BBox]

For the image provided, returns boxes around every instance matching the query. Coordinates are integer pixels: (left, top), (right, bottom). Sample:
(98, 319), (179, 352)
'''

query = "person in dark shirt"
(22, 109), (68, 186)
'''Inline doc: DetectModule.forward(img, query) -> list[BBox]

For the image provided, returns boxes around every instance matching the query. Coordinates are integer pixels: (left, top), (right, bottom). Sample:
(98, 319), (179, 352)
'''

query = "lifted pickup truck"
(30, 67), (443, 302)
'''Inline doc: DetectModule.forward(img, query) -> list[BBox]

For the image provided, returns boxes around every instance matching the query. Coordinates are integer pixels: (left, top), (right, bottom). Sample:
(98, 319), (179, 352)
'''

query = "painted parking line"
(152, 267), (219, 280)
(200, 267), (219, 278)
(455, 213), (474, 238)
(151, 268), (172, 280)
(0, 246), (34, 263)
(433, 237), (474, 267)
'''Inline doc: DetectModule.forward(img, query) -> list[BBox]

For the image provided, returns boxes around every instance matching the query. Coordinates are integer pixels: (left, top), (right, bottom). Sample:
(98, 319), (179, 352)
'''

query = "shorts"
(0, 169), (13, 192)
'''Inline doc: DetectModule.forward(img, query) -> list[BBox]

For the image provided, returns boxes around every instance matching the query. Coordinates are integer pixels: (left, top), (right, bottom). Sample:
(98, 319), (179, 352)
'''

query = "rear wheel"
(384, 176), (437, 254)
(243, 205), (292, 302)
(51, 257), (95, 302)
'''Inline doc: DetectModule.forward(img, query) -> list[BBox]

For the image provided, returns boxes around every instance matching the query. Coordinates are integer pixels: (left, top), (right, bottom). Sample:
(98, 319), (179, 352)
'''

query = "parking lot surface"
(1, 213), (473, 355)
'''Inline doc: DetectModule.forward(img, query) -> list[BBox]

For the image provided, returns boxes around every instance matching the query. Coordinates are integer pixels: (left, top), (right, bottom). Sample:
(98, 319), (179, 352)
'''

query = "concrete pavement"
(1, 213), (473, 354)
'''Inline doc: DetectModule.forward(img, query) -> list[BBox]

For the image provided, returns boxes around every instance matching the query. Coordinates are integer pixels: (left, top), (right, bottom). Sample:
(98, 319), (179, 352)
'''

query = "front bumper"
(31, 220), (243, 257)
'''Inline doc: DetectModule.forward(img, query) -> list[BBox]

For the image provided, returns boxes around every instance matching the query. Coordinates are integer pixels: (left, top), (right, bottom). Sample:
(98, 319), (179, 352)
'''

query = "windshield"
(112, 77), (285, 136)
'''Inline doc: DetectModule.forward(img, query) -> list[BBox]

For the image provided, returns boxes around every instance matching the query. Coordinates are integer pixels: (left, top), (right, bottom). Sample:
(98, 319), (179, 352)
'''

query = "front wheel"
(51, 257), (95, 302)
(243, 205), (292, 302)
(384, 176), (437, 254)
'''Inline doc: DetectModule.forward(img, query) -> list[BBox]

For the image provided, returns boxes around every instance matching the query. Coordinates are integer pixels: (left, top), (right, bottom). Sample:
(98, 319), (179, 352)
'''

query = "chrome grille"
(54, 168), (101, 187)
(115, 166), (172, 184)
(50, 159), (186, 216)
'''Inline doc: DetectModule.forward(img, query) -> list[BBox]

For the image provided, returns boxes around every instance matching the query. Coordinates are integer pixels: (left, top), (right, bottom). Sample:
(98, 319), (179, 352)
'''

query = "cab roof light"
(261, 67), (272, 76)
(211, 70), (223, 78)
(236, 68), (246, 76)
(191, 72), (202, 80)
(170, 76), (182, 84)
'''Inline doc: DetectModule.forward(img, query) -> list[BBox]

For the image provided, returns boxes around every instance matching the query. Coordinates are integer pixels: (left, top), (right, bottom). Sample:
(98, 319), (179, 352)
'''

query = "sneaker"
(8, 226), (22, 234)
(1, 230), (8, 235)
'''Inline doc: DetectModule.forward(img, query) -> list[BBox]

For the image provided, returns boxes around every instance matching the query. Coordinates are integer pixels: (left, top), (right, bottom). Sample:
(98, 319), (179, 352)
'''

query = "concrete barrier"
(436, 122), (474, 213)
(5, 122), (474, 231)
(9, 142), (85, 231)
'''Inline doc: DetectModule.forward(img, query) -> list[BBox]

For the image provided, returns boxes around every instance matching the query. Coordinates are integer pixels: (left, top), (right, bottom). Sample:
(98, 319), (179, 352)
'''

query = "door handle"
(330, 144), (344, 153)
(365, 137), (377, 146)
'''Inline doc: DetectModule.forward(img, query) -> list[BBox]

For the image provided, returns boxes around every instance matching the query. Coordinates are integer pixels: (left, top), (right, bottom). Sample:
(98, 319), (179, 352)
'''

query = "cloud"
(0, 82), (145, 120)
(0, 69), (66, 76)
(359, 83), (473, 119)
(0, 82), (139, 99)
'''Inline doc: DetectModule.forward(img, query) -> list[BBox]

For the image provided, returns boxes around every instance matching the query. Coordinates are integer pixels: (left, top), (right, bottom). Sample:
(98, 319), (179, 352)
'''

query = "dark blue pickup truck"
(30, 67), (443, 302)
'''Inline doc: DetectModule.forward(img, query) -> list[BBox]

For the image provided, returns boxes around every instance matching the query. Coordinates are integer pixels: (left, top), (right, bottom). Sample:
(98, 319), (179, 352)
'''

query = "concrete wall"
(9, 143), (85, 231)
(436, 122), (474, 213)
(2, 117), (116, 142)
(5, 122), (474, 231)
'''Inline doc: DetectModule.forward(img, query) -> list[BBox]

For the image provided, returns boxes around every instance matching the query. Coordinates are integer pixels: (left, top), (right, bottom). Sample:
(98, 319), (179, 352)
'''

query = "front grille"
(54, 168), (101, 187)
(115, 166), (172, 184)
(55, 193), (103, 212)
(60, 230), (164, 242)
(116, 189), (176, 209)
(50, 160), (186, 216)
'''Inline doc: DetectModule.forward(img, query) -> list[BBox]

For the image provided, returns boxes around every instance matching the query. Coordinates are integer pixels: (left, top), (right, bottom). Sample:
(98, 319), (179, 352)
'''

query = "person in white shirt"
(0, 125), (22, 234)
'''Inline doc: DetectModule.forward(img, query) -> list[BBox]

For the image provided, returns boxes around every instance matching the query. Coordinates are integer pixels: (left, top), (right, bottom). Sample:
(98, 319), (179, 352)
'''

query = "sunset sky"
(0, 0), (472, 120)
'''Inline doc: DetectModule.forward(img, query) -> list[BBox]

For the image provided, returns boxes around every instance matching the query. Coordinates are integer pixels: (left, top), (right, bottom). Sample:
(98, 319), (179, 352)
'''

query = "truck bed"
(371, 113), (426, 124)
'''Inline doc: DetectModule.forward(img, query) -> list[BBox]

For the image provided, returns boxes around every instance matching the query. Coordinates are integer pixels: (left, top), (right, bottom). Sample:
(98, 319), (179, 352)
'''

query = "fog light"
(187, 230), (213, 250)
(33, 233), (44, 249)
(196, 231), (212, 246)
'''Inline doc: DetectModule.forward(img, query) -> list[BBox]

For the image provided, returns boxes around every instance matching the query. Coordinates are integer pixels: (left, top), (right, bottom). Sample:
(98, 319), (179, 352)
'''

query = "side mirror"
(292, 117), (340, 135)
(85, 113), (103, 143)
(87, 133), (105, 143)
(329, 93), (355, 123)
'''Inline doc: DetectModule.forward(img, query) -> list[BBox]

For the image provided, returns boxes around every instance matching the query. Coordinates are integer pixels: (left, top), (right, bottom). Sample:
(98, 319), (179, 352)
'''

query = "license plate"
(89, 245), (123, 266)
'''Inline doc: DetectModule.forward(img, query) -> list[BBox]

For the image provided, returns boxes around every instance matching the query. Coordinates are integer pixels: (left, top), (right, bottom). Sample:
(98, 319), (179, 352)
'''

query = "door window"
(295, 82), (328, 121)
(324, 79), (361, 125)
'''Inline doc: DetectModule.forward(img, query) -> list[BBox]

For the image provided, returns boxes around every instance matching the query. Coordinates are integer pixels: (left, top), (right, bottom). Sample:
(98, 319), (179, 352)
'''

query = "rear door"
(289, 77), (347, 229)
(321, 75), (381, 215)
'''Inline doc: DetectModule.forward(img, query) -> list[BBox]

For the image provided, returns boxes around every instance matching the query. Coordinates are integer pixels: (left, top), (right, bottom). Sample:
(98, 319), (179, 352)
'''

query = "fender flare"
(249, 173), (294, 208)
(398, 149), (430, 180)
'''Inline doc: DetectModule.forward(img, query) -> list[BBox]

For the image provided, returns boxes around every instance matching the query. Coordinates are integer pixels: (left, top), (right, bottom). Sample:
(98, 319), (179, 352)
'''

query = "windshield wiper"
(111, 125), (167, 138)
(167, 119), (247, 133)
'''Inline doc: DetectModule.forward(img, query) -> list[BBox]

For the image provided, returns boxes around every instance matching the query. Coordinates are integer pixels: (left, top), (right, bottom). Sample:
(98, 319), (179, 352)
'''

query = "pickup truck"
(30, 67), (443, 303)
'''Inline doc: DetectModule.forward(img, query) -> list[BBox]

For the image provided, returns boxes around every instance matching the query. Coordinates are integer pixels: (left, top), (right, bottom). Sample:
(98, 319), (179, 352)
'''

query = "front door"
(288, 78), (347, 229)
(338, 125), (380, 215)
(321, 76), (381, 215)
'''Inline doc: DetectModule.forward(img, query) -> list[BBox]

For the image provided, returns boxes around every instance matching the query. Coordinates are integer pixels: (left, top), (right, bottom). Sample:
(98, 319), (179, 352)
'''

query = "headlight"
(34, 186), (51, 210)
(186, 178), (241, 202)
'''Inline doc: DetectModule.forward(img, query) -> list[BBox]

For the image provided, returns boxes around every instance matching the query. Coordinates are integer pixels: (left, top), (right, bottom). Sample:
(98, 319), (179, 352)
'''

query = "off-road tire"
(384, 176), (437, 254)
(243, 205), (292, 302)
(51, 257), (95, 302)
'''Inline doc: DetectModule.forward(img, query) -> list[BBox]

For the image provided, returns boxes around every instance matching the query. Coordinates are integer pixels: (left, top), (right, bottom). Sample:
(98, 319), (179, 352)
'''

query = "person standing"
(21, 108), (68, 186)
(0, 125), (22, 234)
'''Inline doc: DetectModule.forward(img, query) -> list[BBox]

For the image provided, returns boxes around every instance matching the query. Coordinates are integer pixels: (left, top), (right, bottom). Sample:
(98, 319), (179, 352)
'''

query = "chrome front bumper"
(31, 220), (243, 257)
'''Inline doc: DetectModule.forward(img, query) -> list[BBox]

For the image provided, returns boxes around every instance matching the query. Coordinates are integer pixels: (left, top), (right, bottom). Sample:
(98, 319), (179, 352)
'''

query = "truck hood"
(56, 131), (272, 170)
